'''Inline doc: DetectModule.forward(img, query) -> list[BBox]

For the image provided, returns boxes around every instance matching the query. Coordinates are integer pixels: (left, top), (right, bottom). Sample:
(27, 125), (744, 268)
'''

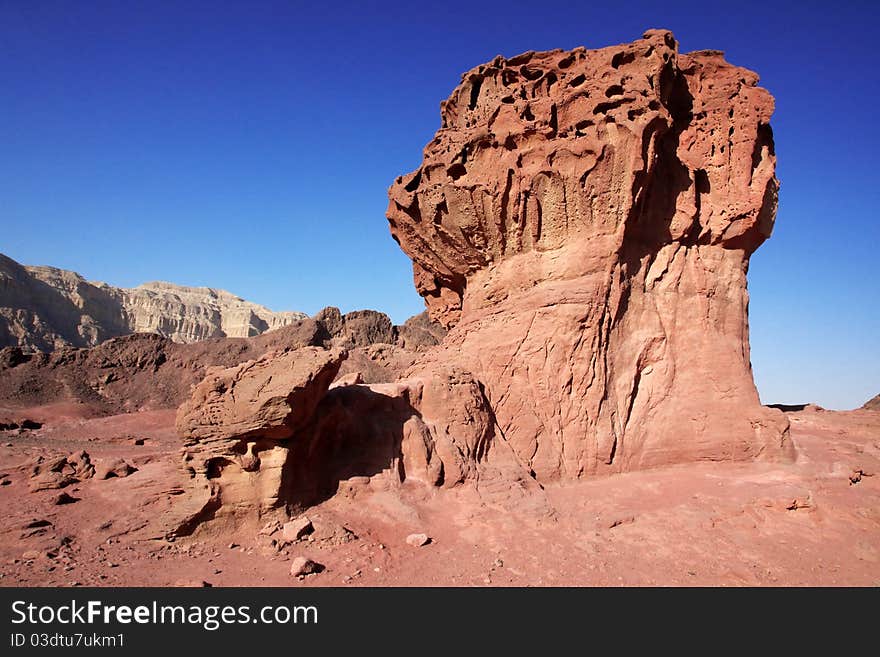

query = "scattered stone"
(289, 557), (323, 577)
(406, 533), (430, 547)
(849, 469), (873, 485)
(259, 520), (282, 536)
(283, 516), (314, 542)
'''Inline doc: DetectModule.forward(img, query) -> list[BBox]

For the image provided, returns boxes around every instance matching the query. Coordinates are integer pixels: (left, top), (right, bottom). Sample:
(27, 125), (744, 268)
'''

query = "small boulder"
(283, 516), (314, 542)
(96, 459), (137, 480)
(67, 451), (95, 479)
(406, 533), (430, 547)
(289, 557), (323, 577)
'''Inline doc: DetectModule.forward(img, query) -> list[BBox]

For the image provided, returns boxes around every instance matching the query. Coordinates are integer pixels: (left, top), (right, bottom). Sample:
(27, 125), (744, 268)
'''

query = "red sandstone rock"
(176, 347), (346, 444)
(95, 458), (137, 480)
(172, 347), (346, 531)
(282, 516), (314, 541)
(289, 556), (323, 577)
(387, 30), (792, 479)
(27, 451), (94, 492)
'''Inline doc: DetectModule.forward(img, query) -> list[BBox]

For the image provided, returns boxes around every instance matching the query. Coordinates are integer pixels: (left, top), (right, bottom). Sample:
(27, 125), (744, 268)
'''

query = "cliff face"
(388, 30), (793, 480)
(0, 253), (307, 350)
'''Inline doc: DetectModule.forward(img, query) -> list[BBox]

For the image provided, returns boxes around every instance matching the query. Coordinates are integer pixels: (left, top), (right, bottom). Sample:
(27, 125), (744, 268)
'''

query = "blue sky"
(1, 1), (877, 409)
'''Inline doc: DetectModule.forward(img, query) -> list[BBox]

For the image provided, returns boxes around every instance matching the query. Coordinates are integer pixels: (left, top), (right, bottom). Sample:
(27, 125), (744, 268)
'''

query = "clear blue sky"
(1, 1), (877, 409)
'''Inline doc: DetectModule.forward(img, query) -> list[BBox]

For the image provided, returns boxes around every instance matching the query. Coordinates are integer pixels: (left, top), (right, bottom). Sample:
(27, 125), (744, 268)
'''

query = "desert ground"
(1, 402), (876, 587)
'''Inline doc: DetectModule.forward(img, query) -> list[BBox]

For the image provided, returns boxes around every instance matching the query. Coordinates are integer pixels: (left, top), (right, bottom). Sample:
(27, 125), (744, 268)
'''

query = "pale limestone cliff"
(0, 253), (306, 350)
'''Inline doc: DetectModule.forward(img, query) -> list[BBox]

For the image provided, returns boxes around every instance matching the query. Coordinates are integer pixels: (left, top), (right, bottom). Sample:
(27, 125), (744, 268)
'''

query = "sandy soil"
(1, 404), (877, 587)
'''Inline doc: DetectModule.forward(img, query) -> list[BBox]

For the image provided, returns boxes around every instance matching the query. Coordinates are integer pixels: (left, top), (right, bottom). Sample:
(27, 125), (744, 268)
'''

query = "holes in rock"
(574, 119), (593, 136)
(433, 199), (448, 224)
(501, 95), (515, 104)
(605, 84), (624, 97)
(520, 66), (544, 81)
(758, 122), (775, 155)
(404, 169), (422, 192)
(502, 69), (519, 85)
(520, 105), (535, 121)
(593, 99), (627, 115)
(695, 168), (710, 194)
(568, 74), (586, 87)
(447, 163), (467, 181)
(545, 71), (558, 89)
(549, 104), (558, 134)
(468, 77), (482, 110)
(558, 54), (575, 69)
(627, 107), (646, 121)
(750, 122), (775, 172)
(611, 51), (635, 68)
(504, 135), (517, 150)
(648, 100), (660, 111)
(206, 457), (232, 479)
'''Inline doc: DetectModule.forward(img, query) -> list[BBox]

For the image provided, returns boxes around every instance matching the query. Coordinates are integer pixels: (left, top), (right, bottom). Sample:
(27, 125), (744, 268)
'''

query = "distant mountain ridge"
(0, 253), (307, 351)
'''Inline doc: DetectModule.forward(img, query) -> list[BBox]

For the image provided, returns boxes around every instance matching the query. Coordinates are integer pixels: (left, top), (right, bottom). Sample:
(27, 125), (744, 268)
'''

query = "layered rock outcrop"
(175, 347), (345, 527)
(174, 348), (540, 530)
(0, 253), (307, 350)
(387, 30), (793, 479)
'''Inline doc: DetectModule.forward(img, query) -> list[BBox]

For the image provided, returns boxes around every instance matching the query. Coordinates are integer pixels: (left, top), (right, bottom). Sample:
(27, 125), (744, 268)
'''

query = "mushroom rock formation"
(387, 30), (794, 481)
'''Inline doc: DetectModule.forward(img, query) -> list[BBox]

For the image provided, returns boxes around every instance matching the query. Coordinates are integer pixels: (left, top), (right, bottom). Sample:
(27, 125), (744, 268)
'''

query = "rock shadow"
(278, 385), (419, 511)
